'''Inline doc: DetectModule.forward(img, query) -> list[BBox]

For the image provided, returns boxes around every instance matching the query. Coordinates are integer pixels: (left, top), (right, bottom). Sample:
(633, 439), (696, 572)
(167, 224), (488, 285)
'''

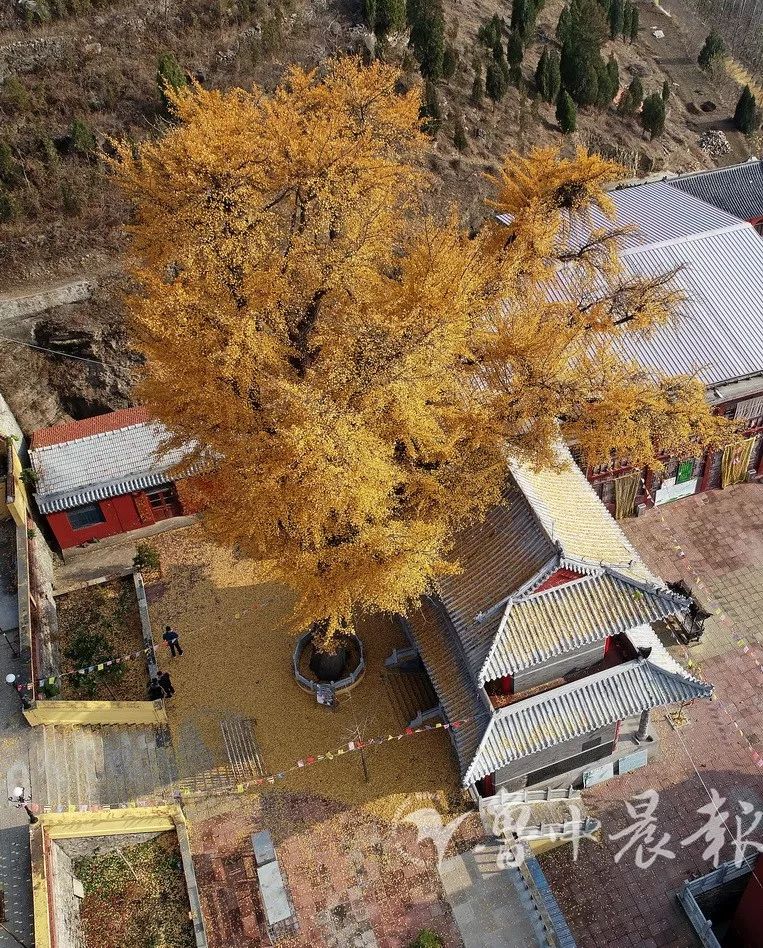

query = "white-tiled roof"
(545, 180), (763, 388)
(463, 625), (712, 785)
(478, 567), (686, 683)
(30, 419), (193, 513)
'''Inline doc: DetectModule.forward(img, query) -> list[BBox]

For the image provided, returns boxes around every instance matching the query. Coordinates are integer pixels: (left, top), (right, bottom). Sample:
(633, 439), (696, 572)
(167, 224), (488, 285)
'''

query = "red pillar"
(699, 448), (715, 493)
(643, 467), (655, 508)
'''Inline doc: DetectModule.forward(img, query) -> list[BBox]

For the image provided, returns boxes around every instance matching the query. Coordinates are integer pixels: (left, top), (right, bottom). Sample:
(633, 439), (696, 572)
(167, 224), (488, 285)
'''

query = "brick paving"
(541, 484), (763, 948)
(188, 792), (478, 948)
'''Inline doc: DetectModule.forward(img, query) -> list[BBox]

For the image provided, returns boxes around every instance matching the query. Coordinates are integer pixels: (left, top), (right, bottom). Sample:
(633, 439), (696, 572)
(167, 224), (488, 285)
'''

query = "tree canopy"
(641, 91), (666, 138)
(734, 85), (757, 134)
(115, 60), (732, 646)
(698, 30), (724, 70)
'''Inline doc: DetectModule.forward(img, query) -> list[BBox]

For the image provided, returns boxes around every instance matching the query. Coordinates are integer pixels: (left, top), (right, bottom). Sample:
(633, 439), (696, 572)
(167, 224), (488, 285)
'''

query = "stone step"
(221, 716), (266, 779)
(29, 728), (49, 809)
(31, 723), (177, 809)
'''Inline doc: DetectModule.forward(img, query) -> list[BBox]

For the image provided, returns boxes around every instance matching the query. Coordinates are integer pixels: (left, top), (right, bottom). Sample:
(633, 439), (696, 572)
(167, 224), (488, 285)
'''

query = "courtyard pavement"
(540, 483), (763, 948)
(186, 792), (471, 948)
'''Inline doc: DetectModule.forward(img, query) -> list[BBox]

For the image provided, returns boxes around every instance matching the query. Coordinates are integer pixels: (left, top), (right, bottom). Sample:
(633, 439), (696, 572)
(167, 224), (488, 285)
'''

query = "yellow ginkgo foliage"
(115, 60), (732, 649)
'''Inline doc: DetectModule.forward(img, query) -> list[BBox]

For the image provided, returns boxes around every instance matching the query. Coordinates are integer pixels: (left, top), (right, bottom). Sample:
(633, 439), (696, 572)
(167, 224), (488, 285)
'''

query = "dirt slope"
(0, 0), (757, 432)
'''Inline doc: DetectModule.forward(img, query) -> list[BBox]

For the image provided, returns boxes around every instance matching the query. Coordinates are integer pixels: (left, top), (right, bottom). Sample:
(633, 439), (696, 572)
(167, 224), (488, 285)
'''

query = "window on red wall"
(67, 503), (106, 530)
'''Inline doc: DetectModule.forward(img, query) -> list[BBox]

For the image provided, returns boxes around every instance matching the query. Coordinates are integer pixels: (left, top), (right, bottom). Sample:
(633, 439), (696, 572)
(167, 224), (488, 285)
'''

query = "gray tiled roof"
(463, 625), (712, 785)
(541, 180), (763, 388)
(510, 445), (657, 584)
(585, 180), (741, 249)
(31, 419), (194, 513)
(478, 567), (686, 684)
(437, 483), (558, 678)
(404, 598), (491, 777)
(668, 160), (763, 222)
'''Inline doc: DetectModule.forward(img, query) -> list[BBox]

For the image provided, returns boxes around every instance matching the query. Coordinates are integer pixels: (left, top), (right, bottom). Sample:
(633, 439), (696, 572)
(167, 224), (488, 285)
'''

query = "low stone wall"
(23, 698), (167, 726)
(31, 808), (209, 948)
(134, 571), (159, 679)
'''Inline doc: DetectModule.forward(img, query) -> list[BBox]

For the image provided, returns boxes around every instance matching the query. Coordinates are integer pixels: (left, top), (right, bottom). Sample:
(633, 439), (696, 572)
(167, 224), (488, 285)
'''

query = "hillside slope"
(0, 0), (757, 431)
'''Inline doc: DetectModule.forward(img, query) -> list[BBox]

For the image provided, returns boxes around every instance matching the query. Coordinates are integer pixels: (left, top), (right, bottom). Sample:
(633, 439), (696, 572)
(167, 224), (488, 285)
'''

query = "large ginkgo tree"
(115, 58), (730, 649)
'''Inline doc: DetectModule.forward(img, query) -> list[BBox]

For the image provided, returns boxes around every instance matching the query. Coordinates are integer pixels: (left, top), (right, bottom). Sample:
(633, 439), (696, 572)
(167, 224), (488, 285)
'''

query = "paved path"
(440, 844), (544, 947)
(541, 483), (763, 948)
(0, 520), (17, 634)
(0, 640), (34, 948)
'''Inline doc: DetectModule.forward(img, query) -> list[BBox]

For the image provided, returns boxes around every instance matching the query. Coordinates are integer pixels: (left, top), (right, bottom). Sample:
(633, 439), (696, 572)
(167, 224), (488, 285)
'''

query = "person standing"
(157, 670), (175, 698)
(148, 678), (165, 701)
(162, 625), (183, 657)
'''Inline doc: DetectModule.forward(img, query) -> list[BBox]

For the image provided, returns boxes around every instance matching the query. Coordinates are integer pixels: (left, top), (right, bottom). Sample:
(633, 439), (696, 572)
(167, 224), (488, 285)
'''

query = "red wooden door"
(145, 484), (182, 520)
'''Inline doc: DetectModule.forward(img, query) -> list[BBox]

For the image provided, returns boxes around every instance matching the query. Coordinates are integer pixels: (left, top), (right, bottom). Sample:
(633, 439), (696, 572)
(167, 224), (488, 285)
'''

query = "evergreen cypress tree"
(513, 0), (540, 42)
(734, 85), (757, 134)
(662, 79), (670, 102)
(408, 0), (446, 79)
(486, 60), (508, 102)
(547, 50), (562, 102)
(595, 59), (615, 107)
(629, 5), (638, 42)
(621, 1), (632, 40)
(363, 0), (377, 31)
(608, 0), (624, 38)
(512, 0), (528, 36)
(640, 91), (665, 138)
(453, 112), (468, 150)
(603, 53), (619, 104)
(372, 0), (407, 35)
(478, 14), (504, 48)
(556, 5), (571, 43)
(507, 29), (524, 84)
(698, 30), (724, 70)
(157, 52), (187, 114)
(556, 87), (577, 132)
(561, 39), (599, 106)
(618, 75), (642, 114)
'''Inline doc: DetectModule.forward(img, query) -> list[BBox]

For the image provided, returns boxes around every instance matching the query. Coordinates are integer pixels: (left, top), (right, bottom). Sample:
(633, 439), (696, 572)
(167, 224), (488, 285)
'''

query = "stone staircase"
(29, 724), (178, 809)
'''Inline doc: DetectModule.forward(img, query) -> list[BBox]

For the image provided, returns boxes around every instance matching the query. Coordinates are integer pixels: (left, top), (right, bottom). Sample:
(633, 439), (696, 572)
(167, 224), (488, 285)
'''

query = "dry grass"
(146, 524), (465, 823)
(52, 576), (149, 700)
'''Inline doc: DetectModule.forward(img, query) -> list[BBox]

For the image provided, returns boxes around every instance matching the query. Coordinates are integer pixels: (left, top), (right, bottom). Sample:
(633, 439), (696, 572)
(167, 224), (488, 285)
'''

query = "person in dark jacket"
(157, 670), (175, 698)
(148, 678), (165, 701)
(162, 625), (183, 657)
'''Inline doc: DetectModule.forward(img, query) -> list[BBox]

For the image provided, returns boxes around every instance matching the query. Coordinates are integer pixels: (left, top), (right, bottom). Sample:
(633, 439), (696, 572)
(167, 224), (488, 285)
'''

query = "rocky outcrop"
(0, 278), (94, 322)
(0, 35), (67, 81)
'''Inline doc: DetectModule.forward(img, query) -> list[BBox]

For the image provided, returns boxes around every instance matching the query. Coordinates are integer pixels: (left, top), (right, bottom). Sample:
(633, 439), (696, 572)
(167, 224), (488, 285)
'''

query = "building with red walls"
(29, 408), (197, 551)
(554, 179), (763, 517)
(394, 442), (712, 797)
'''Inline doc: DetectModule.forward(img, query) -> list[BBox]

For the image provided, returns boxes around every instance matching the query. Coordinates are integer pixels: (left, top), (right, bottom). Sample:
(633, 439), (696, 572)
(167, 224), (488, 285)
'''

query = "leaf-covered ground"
(75, 832), (196, 948)
(146, 523), (465, 816)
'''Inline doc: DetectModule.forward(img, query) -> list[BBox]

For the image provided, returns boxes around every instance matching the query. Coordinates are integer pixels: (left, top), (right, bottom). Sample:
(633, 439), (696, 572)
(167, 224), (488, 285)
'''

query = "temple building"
(395, 444), (712, 797)
(29, 408), (198, 551)
(566, 179), (763, 514)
